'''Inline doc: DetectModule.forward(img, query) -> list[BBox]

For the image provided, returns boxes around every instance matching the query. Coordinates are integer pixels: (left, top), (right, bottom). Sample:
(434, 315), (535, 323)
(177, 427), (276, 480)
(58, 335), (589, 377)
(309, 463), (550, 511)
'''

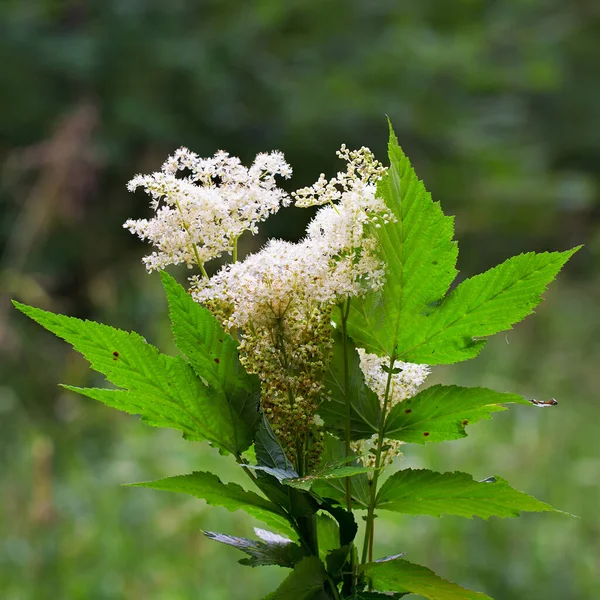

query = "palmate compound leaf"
(160, 272), (260, 448)
(261, 556), (330, 600)
(13, 301), (251, 456)
(346, 123), (579, 365)
(362, 556), (491, 600)
(376, 468), (558, 519)
(128, 470), (297, 539)
(383, 385), (530, 444)
(203, 528), (306, 568)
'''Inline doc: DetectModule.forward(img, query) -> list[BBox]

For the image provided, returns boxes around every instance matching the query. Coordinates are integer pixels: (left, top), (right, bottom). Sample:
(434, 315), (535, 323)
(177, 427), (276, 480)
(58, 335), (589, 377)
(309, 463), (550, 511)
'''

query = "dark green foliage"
(203, 529), (306, 568)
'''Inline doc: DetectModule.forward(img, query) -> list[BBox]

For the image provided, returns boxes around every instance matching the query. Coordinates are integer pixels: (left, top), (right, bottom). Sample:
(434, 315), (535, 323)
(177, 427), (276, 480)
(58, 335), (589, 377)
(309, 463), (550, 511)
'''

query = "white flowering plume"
(352, 350), (430, 468)
(124, 147), (292, 272)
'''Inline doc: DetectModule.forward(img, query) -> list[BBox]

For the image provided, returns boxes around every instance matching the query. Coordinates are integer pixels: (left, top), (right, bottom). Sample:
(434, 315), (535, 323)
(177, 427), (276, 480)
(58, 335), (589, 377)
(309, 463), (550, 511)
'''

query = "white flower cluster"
(357, 349), (430, 410)
(124, 147), (292, 272)
(292, 145), (386, 208)
(194, 146), (391, 326)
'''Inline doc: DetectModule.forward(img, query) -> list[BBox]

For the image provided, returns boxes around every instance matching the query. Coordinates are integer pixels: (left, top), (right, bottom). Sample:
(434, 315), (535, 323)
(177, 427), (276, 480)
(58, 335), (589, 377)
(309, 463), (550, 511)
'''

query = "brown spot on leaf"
(112, 351), (119, 360)
(423, 432), (430, 437)
(404, 408), (412, 414)
(462, 419), (469, 426)
(214, 357), (220, 364)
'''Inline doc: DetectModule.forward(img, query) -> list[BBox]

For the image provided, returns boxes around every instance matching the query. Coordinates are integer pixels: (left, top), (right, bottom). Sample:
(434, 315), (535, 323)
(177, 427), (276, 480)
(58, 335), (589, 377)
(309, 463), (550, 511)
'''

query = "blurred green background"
(1, 2), (598, 599)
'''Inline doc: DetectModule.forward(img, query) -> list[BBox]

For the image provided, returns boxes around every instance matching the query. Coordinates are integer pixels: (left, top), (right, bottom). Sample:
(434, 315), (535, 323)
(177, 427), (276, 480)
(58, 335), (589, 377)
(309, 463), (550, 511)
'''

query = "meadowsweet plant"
(14, 123), (578, 599)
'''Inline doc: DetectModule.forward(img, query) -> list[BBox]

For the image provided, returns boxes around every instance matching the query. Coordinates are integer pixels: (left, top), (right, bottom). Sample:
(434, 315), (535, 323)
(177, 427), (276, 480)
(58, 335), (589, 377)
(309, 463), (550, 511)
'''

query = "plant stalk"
(361, 355), (396, 565)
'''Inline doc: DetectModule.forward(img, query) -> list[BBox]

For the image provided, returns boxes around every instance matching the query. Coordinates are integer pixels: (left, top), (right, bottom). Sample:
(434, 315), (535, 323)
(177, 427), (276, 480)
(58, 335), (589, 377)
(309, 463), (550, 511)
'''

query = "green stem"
(339, 299), (353, 513)
(232, 237), (238, 263)
(361, 355), (396, 565)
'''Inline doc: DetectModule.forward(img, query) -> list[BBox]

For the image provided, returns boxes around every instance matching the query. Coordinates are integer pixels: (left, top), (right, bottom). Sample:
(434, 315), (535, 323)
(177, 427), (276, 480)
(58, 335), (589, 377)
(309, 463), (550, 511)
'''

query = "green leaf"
(311, 436), (371, 510)
(384, 385), (529, 444)
(203, 528), (305, 568)
(161, 272), (261, 450)
(362, 556), (491, 599)
(346, 123), (458, 360)
(320, 329), (382, 440)
(316, 513), (339, 560)
(348, 593), (408, 599)
(286, 465), (371, 492)
(266, 556), (329, 600)
(396, 247), (580, 364)
(128, 471), (296, 538)
(376, 468), (557, 519)
(13, 301), (247, 455)
(346, 124), (579, 365)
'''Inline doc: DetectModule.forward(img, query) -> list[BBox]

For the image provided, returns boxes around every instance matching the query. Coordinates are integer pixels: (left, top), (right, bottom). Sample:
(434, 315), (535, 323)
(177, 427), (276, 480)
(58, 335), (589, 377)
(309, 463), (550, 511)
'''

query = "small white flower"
(357, 349), (430, 411)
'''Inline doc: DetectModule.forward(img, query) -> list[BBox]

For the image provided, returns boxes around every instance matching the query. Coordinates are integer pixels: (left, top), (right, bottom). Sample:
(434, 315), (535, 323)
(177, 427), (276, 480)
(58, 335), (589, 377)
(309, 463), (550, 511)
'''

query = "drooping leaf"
(325, 544), (350, 578)
(346, 123), (458, 361)
(13, 301), (248, 455)
(128, 471), (296, 538)
(384, 385), (529, 444)
(161, 271), (261, 449)
(320, 329), (382, 440)
(362, 556), (491, 599)
(376, 468), (558, 519)
(203, 528), (305, 568)
(264, 556), (330, 600)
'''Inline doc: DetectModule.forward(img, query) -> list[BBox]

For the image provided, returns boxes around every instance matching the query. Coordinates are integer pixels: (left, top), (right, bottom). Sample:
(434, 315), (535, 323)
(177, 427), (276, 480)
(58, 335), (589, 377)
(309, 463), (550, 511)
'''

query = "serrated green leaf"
(128, 471), (296, 538)
(345, 125), (578, 366)
(203, 528), (305, 568)
(320, 329), (382, 440)
(376, 468), (557, 519)
(161, 272), (260, 450)
(13, 301), (247, 454)
(362, 556), (491, 599)
(384, 385), (529, 444)
(346, 123), (458, 361)
(266, 556), (329, 600)
(397, 247), (580, 364)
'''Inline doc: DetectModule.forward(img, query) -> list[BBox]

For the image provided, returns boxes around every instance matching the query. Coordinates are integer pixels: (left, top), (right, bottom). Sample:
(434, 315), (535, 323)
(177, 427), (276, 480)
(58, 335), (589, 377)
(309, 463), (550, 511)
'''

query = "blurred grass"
(2, 275), (598, 599)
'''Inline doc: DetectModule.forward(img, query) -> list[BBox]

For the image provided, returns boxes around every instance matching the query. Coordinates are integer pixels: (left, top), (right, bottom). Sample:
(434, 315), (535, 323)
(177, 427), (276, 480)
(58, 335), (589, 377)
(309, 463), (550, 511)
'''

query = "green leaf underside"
(376, 469), (556, 519)
(128, 471), (296, 539)
(362, 557), (491, 600)
(263, 556), (329, 600)
(13, 301), (247, 455)
(203, 530), (305, 568)
(346, 123), (458, 361)
(347, 125), (579, 365)
(160, 272), (260, 451)
(320, 329), (382, 440)
(384, 385), (529, 444)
